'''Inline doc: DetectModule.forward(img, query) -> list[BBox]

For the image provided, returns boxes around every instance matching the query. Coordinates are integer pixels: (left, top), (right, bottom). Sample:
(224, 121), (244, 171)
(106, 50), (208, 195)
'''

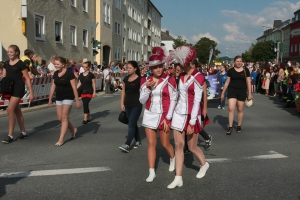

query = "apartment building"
(0, 0), (96, 62)
(97, 0), (162, 64)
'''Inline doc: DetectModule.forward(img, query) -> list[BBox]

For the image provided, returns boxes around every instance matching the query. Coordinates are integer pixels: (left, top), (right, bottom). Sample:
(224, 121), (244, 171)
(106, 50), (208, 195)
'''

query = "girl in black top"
(1, 45), (34, 144)
(48, 57), (81, 146)
(119, 61), (142, 153)
(77, 61), (96, 124)
(221, 56), (252, 135)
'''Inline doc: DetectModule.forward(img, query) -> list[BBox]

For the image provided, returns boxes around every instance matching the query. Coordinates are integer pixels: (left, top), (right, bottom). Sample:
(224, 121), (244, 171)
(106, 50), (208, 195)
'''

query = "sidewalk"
(0, 91), (106, 118)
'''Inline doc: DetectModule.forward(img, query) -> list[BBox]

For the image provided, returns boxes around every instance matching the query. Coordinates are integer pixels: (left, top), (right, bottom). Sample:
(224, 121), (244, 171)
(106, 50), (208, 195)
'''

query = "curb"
(0, 91), (106, 118)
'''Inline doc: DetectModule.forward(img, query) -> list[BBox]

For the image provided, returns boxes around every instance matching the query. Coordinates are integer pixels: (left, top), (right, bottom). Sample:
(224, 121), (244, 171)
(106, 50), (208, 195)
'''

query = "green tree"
(251, 41), (276, 62)
(173, 36), (191, 49)
(241, 44), (255, 62)
(193, 37), (221, 64)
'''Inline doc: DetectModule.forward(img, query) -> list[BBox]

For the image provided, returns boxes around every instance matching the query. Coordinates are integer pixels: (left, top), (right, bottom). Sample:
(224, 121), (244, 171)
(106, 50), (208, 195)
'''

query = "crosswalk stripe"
(0, 167), (111, 178)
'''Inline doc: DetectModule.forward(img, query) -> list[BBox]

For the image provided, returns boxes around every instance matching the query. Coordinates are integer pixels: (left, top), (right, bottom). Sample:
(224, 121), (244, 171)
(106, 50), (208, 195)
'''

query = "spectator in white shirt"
(48, 55), (56, 75)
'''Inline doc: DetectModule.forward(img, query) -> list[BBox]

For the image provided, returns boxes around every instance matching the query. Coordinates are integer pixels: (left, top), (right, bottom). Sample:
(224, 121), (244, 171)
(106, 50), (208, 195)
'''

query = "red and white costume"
(171, 69), (205, 133)
(140, 74), (177, 130)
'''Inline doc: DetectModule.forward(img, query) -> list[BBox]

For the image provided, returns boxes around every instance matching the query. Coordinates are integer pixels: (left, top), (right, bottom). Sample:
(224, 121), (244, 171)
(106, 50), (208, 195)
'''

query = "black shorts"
(251, 79), (256, 85)
(11, 83), (25, 98)
(228, 89), (247, 101)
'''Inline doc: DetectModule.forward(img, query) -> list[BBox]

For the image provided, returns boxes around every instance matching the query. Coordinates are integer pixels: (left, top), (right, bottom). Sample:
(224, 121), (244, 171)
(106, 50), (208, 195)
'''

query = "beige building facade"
(0, 0), (96, 62)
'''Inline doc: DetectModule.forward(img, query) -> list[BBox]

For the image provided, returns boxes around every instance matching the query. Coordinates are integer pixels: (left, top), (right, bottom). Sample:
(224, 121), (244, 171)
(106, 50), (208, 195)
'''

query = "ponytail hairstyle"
(128, 60), (141, 76)
(84, 61), (92, 68)
(55, 57), (69, 68)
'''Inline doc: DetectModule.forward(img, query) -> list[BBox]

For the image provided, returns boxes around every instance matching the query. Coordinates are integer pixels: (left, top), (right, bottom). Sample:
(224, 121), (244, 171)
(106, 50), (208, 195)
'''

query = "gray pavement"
(0, 93), (299, 200)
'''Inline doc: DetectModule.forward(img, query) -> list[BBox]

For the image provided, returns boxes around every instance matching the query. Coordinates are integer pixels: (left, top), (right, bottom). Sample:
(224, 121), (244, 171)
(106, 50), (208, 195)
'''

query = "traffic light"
(92, 37), (101, 56)
(270, 42), (277, 52)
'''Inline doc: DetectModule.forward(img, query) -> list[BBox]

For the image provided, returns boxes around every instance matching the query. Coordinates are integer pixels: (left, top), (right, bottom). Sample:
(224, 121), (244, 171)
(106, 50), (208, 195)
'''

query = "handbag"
(118, 111), (128, 124)
(243, 68), (253, 107)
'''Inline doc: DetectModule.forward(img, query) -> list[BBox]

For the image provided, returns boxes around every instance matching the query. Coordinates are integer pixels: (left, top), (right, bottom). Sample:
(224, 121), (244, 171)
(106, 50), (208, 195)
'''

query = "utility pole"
(276, 42), (280, 64)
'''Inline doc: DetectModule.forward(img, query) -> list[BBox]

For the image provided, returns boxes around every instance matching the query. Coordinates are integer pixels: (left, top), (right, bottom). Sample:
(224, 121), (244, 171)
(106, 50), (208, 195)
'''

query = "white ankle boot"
(167, 176), (183, 189)
(169, 157), (175, 172)
(146, 168), (156, 182)
(196, 162), (209, 178)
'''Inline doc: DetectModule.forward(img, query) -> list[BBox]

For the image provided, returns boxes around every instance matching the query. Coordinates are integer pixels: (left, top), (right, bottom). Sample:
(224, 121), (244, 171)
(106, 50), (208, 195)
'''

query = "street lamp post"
(262, 25), (284, 63)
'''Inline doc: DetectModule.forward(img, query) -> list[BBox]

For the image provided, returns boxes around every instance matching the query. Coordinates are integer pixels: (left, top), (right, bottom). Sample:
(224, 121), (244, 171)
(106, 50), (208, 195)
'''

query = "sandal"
(71, 128), (77, 140)
(226, 127), (233, 135)
(55, 141), (64, 146)
(237, 126), (242, 133)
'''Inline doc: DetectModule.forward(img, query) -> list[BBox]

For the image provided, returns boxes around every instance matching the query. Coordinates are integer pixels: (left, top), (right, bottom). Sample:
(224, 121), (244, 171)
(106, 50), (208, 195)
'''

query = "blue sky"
(151, 0), (300, 57)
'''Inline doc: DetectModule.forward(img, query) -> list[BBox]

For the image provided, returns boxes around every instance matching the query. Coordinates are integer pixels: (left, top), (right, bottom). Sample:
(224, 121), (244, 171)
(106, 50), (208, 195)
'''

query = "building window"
(35, 14), (45, 41)
(115, 47), (121, 60)
(83, 29), (88, 47)
(115, 21), (121, 35)
(82, 0), (88, 12)
(295, 44), (298, 52)
(70, 25), (76, 46)
(123, 37), (125, 52)
(70, 0), (76, 7)
(115, 0), (121, 10)
(291, 45), (293, 53)
(55, 21), (63, 43)
(103, 2), (110, 24)
(123, 13), (126, 29)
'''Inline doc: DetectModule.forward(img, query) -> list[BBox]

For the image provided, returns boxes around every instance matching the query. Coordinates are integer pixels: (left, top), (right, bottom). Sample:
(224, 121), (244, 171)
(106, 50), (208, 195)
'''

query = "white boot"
(146, 168), (156, 182)
(167, 176), (183, 189)
(169, 157), (175, 172)
(196, 162), (209, 178)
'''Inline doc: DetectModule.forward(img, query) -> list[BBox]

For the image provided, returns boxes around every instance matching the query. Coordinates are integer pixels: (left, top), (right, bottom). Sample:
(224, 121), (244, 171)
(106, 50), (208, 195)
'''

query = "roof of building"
(161, 30), (174, 41)
(149, 0), (163, 17)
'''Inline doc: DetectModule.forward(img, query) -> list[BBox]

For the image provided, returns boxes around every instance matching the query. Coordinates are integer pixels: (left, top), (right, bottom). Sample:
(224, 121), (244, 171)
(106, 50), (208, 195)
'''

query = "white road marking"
(206, 158), (231, 163)
(103, 95), (114, 97)
(247, 151), (288, 160)
(0, 167), (111, 178)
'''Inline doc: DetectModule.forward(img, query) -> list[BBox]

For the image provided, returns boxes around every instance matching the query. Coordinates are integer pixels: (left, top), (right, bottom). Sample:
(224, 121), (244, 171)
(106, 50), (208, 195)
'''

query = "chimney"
(166, 30), (169, 35)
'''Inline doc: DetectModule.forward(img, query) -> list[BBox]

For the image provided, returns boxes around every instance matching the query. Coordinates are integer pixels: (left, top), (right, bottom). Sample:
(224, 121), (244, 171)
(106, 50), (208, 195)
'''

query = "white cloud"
(191, 32), (220, 43)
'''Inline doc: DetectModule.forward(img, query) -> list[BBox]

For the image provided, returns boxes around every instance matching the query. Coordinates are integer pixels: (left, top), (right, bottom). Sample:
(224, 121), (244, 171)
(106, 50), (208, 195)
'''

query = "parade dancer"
(1, 45), (34, 144)
(48, 57), (81, 146)
(167, 46), (209, 189)
(139, 47), (176, 183)
(77, 61), (96, 124)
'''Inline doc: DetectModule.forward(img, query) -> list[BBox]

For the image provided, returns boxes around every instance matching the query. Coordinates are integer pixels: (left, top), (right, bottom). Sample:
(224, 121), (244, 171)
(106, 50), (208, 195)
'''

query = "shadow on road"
(268, 96), (300, 118)
(213, 115), (237, 131)
(0, 177), (24, 198)
(28, 120), (60, 138)
(74, 110), (111, 139)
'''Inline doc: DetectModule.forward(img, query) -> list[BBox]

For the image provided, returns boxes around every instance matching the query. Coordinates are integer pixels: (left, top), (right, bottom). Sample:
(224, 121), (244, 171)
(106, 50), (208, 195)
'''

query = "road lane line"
(206, 158), (231, 163)
(247, 154), (288, 160)
(0, 167), (111, 178)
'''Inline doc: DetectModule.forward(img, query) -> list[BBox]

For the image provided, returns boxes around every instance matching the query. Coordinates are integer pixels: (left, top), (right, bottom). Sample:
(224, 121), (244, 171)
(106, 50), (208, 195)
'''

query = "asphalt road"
(0, 92), (299, 200)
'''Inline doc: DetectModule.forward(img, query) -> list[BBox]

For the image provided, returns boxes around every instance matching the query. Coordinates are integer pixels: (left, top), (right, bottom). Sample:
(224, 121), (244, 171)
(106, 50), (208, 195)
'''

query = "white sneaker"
(196, 162), (209, 178)
(167, 176), (183, 189)
(222, 107), (225, 110)
(217, 105), (221, 109)
(169, 157), (175, 172)
(146, 168), (156, 182)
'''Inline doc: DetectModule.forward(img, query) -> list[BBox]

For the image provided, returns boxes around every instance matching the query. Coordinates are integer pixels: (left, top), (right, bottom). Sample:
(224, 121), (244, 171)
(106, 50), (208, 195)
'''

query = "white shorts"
(142, 109), (163, 129)
(56, 99), (74, 106)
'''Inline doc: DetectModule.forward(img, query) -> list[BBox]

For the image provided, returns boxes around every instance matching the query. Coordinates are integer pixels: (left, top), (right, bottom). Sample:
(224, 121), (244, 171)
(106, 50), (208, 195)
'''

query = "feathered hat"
(145, 46), (168, 67)
(166, 46), (197, 67)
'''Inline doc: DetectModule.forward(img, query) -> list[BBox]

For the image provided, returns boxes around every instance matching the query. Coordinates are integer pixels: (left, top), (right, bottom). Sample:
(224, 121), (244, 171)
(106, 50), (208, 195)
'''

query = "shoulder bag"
(118, 111), (128, 124)
(244, 68), (253, 107)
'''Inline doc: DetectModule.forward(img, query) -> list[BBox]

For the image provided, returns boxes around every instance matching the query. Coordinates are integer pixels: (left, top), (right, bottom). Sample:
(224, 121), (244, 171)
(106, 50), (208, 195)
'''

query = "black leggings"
(82, 97), (91, 114)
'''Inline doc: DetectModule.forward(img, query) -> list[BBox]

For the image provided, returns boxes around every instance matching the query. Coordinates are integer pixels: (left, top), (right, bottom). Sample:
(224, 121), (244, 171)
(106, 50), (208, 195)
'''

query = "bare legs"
(145, 127), (174, 182)
(228, 98), (245, 127)
(168, 130), (209, 189)
(7, 97), (26, 137)
(55, 104), (76, 144)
